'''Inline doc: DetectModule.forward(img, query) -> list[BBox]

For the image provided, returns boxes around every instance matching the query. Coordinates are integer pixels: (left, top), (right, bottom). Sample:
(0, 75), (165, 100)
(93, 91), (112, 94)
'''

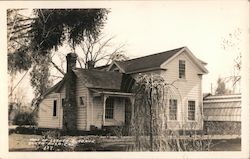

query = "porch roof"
(90, 88), (134, 97)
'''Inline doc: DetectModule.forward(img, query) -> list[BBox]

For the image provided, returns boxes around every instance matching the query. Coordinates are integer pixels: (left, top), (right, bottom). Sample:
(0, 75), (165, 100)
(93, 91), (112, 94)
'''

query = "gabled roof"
(41, 77), (66, 98)
(109, 47), (184, 74)
(41, 68), (135, 100)
(107, 46), (208, 74)
(94, 64), (110, 71)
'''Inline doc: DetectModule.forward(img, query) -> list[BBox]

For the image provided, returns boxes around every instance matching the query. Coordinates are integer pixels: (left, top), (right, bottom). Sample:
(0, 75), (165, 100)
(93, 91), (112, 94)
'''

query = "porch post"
(129, 96), (135, 122)
(102, 95), (108, 127)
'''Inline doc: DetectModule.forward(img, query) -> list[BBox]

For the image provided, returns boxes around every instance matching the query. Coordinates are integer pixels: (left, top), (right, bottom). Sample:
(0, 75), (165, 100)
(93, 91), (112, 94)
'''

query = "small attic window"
(79, 97), (84, 105)
(179, 60), (186, 79)
(113, 68), (120, 72)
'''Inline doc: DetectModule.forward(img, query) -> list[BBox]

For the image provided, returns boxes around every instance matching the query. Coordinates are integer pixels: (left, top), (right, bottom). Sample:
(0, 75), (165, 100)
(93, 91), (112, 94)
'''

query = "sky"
(5, 0), (249, 103)
(102, 1), (248, 94)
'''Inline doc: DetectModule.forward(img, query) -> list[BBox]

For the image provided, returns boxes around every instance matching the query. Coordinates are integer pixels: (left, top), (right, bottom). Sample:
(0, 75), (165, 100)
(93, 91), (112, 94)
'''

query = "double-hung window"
(105, 98), (114, 119)
(169, 99), (177, 120)
(188, 101), (195, 120)
(179, 60), (186, 79)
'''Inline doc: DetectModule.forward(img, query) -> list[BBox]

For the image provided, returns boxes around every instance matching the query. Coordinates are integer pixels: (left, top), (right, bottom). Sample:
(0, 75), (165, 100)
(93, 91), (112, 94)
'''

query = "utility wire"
(8, 70), (29, 97)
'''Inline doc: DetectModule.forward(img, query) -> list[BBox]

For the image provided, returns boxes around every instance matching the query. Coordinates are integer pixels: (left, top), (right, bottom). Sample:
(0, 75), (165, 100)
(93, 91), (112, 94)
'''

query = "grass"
(210, 139), (241, 151)
(9, 133), (241, 151)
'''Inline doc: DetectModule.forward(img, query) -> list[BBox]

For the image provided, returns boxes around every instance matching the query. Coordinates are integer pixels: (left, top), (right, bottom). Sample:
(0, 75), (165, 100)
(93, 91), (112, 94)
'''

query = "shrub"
(42, 130), (61, 139)
(204, 121), (241, 135)
(111, 126), (124, 138)
(13, 111), (37, 126)
(15, 126), (38, 134)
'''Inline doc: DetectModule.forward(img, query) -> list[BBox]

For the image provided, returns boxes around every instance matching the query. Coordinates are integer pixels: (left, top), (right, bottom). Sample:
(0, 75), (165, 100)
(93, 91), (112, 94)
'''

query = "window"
(79, 97), (84, 106)
(188, 101), (195, 120)
(179, 60), (186, 79)
(105, 97), (114, 119)
(113, 68), (120, 72)
(53, 100), (57, 117)
(169, 99), (177, 120)
(62, 98), (65, 107)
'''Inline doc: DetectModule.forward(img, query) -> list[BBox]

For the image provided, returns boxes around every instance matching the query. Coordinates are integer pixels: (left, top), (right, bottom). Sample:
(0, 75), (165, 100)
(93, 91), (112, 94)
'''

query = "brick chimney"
(86, 60), (95, 69)
(63, 53), (78, 132)
(66, 53), (77, 71)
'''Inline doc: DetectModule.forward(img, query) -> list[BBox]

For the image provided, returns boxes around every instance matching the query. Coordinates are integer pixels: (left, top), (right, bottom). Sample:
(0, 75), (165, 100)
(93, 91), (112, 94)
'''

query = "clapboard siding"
(161, 51), (203, 130)
(92, 96), (103, 128)
(59, 86), (65, 128)
(38, 77), (89, 130)
(75, 78), (88, 130)
(38, 93), (62, 128)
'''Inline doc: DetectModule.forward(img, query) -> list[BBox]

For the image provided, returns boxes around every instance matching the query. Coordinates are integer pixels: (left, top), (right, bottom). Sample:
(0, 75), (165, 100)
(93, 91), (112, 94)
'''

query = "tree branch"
(50, 60), (65, 75)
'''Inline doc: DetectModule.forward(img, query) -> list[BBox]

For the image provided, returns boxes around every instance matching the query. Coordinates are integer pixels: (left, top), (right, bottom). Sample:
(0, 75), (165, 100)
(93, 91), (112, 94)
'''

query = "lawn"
(9, 133), (241, 151)
(9, 134), (40, 151)
(210, 139), (241, 151)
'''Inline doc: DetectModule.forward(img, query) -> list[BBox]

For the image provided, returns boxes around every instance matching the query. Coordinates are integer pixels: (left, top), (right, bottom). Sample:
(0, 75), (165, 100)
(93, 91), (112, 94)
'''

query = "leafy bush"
(42, 130), (61, 139)
(13, 111), (37, 126)
(111, 126), (124, 138)
(15, 126), (38, 134)
(204, 121), (241, 135)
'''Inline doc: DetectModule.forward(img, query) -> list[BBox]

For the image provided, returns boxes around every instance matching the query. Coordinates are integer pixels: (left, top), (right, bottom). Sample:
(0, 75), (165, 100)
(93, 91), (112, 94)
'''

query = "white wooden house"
(37, 46), (208, 131)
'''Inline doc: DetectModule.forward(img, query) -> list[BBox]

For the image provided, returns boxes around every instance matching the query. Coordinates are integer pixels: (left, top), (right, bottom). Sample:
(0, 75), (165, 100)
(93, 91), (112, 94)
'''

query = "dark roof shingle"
(73, 68), (123, 90)
(114, 47), (184, 73)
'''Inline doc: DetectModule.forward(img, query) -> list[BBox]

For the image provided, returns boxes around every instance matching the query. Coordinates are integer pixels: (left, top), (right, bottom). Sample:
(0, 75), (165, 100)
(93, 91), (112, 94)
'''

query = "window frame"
(188, 100), (196, 121)
(179, 60), (186, 79)
(62, 98), (65, 107)
(79, 96), (85, 106)
(105, 97), (114, 119)
(169, 99), (177, 120)
(53, 100), (57, 117)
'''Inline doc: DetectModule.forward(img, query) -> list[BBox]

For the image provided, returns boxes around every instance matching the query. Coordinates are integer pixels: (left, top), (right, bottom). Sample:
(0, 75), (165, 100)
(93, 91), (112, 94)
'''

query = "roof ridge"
(116, 46), (185, 63)
(74, 67), (121, 74)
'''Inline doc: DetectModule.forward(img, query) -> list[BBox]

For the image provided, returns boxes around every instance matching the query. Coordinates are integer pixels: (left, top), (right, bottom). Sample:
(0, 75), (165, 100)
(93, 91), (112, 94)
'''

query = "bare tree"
(221, 28), (242, 93)
(77, 34), (128, 69)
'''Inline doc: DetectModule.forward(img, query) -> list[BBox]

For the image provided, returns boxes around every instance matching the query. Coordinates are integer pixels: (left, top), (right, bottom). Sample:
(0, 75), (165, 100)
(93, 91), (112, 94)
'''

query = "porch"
(90, 89), (135, 128)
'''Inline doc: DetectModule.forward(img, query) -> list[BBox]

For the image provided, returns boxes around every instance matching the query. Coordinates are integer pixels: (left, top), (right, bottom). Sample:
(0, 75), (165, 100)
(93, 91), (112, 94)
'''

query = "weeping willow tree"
(129, 74), (213, 151)
(129, 74), (179, 151)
